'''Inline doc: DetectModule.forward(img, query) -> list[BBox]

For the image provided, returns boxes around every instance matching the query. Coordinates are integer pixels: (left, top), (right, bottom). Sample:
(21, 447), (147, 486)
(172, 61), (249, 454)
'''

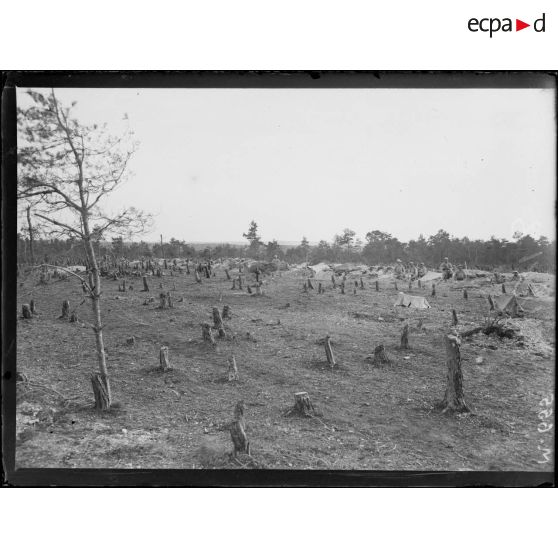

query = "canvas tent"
(493, 294), (524, 317)
(393, 292), (431, 309)
(419, 271), (443, 282)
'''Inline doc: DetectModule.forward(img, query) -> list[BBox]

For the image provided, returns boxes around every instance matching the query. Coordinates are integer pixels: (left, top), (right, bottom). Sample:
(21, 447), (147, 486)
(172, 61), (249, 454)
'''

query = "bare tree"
(18, 89), (151, 410)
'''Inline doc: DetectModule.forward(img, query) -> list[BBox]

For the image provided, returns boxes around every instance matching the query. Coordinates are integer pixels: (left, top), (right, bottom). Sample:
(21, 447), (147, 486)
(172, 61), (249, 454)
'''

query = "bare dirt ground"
(15, 267), (555, 470)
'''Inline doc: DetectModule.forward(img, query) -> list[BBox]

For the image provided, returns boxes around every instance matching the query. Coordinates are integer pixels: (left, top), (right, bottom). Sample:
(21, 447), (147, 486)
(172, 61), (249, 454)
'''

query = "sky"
(17, 87), (556, 244)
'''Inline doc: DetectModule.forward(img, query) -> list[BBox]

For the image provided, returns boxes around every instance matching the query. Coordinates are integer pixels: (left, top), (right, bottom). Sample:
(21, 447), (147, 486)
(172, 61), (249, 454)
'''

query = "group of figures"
(393, 257), (468, 281)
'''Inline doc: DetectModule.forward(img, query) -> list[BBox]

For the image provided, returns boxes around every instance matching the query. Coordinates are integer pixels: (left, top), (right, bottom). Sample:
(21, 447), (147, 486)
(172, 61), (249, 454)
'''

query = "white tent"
(394, 292), (431, 309)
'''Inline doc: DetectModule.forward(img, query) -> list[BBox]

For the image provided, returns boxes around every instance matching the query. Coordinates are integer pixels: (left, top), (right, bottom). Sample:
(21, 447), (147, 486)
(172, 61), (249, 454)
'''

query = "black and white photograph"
(5, 73), (556, 481)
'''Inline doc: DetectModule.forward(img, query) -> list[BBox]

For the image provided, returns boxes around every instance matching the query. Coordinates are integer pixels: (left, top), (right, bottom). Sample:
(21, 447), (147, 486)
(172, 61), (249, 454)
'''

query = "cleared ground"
(16, 266), (555, 470)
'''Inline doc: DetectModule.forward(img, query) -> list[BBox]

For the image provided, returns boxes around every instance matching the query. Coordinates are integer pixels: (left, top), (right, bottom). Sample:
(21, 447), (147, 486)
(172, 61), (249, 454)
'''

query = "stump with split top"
(440, 332), (470, 414)
(159, 346), (171, 371)
(202, 323), (216, 345)
(212, 307), (226, 338)
(228, 355), (239, 381)
(325, 335), (336, 368)
(373, 344), (390, 366)
(22, 304), (32, 319)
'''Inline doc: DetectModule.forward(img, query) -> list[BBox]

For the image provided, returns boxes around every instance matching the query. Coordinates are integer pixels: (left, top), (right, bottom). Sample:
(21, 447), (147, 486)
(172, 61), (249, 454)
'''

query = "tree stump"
(394, 281), (398, 291)
(340, 283), (345, 295)
(238, 276), (243, 290)
(119, 279), (126, 292)
(440, 332), (470, 414)
(70, 310), (78, 323)
(186, 262), (190, 274)
(331, 275), (336, 287)
(255, 269), (261, 283)
(431, 284), (436, 297)
(195, 270), (202, 283)
(502, 283), (507, 294)
(142, 276), (150, 292)
(30, 299), (36, 314)
(325, 335), (336, 368)
(126, 336), (135, 346)
(376, 280), (379, 292)
(212, 307), (226, 338)
(202, 323), (216, 345)
(452, 309), (458, 326)
(159, 292), (168, 309)
(255, 284), (263, 296)
(60, 300), (70, 320)
(205, 267), (211, 279)
(400, 324), (409, 349)
(166, 292), (173, 308)
(91, 373), (111, 411)
(318, 282), (323, 294)
(225, 269), (231, 281)
(231, 279), (237, 290)
(291, 392), (315, 417)
(159, 345), (171, 371)
(247, 285), (253, 294)
(373, 344), (390, 366)
(463, 288), (468, 300)
(222, 305), (232, 320)
(230, 401), (250, 457)
(303, 282), (308, 293)
(228, 355), (239, 381)
(22, 304), (32, 319)
(488, 294), (495, 311)
(360, 278), (364, 290)
(307, 278), (314, 290)
(418, 280), (422, 289)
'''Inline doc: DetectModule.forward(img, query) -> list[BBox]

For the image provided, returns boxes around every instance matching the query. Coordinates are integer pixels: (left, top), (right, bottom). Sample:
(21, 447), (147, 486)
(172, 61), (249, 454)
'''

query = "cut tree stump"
(222, 305), (232, 320)
(340, 284), (345, 295)
(202, 323), (216, 345)
(230, 401), (250, 457)
(353, 288), (357, 295)
(400, 324), (409, 349)
(440, 332), (470, 414)
(360, 278), (364, 290)
(452, 309), (458, 326)
(303, 282), (308, 293)
(225, 269), (231, 281)
(228, 355), (239, 381)
(69, 310), (78, 323)
(22, 304), (32, 319)
(231, 279), (237, 290)
(30, 299), (36, 314)
(418, 280), (422, 289)
(91, 373), (111, 411)
(60, 300), (70, 320)
(195, 271), (202, 283)
(159, 346), (171, 371)
(502, 284), (506, 294)
(159, 292), (168, 309)
(247, 285), (253, 294)
(289, 392), (316, 417)
(394, 281), (398, 291)
(376, 280), (379, 292)
(463, 288), (468, 300)
(166, 292), (173, 308)
(238, 276), (243, 290)
(142, 276), (149, 292)
(431, 284), (436, 297)
(325, 335), (336, 368)
(488, 294), (495, 311)
(318, 282), (323, 294)
(212, 307), (226, 338)
(307, 278), (314, 290)
(373, 344), (390, 366)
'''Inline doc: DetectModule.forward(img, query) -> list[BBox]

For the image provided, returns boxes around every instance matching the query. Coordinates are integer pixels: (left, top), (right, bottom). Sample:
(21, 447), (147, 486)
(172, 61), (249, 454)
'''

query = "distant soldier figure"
(408, 261), (418, 280)
(417, 262), (427, 278)
(394, 259), (405, 279)
(440, 257), (453, 280)
(454, 264), (466, 281)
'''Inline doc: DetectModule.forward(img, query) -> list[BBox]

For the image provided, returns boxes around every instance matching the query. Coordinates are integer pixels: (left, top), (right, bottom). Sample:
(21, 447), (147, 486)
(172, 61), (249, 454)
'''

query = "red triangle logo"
(516, 19), (530, 31)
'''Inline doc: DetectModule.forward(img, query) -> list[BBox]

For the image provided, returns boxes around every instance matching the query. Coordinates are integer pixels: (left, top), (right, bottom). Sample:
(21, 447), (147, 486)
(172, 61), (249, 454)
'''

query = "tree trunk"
(60, 299), (70, 319)
(376, 280), (379, 291)
(431, 284), (436, 297)
(400, 324), (409, 349)
(21, 304), (32, 319)
(166, 292), (173, 308)
(202, 323), (216, 345)
(159, 345), (171, 371)
(238, 276), (243, 290)
(26, 205), (35, 266)
(142, 276), (149, 292)
(502, 283), (506, 294)
(340, 283), (345, 295)
(488, 294), (495, 311)
(91, 373), (111, 411)
(212, 307), (226, 338)
(463, 288), (468, 300)
(29, 299), (36, 314)
(452, 309), (458, 326)
(325, 335), (336, 367)
(228, 355), (239, 381)
(360, 278), (364, 290)
(318, 282), (323, 294)
(440, 333), (470, 414)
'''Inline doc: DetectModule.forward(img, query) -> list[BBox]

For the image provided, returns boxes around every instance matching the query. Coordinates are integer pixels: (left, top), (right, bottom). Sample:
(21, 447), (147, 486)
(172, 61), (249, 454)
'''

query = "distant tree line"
(17, 222), (555, 273)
